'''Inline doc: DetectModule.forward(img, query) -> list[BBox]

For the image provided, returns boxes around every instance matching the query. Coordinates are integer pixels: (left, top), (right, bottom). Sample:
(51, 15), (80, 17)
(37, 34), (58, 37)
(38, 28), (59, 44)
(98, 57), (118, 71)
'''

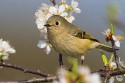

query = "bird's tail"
(97, 43), (116, 52)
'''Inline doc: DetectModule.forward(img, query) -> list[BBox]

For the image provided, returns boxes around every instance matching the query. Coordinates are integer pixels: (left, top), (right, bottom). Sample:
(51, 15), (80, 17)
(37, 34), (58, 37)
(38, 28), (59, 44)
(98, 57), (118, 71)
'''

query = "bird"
(44, 15), (113, 66)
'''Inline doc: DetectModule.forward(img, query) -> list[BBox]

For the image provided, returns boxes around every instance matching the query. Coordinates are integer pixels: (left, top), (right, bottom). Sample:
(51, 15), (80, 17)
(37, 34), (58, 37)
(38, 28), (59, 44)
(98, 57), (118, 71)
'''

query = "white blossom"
(109, 58), (125, 69)
(49, 5), (68, 17)
(2, 55), (9, 60)
(37, 40), (52, 54)
(109, 58), (125, 82)
(78, 66), (102, 83)
(112, 35), (124, 47)
(53, 66), (101, 83)
(71, 0), (81, 13)
(65, 15), (75, 23)
(53, 68), (68, 83)
(102, 29), (124, 46)
(109, 77), (115, 83)
(102, 29), (111, 36)
(39, 3), (49, 12)
(0, 39), (15, 60)
(35, 17), (46, 30)
(110, 62), (117, 69)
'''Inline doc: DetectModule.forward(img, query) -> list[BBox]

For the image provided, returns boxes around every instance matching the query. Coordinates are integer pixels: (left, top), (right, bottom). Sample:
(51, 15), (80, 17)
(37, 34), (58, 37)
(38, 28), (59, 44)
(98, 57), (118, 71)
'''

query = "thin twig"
(111, 39), (124, 70)
(104, 77), (108, 83)
(0, 62), (53, 77)
(50, 0), (56, 5)
(0, 76), (57, 83)
(93, 68), (125, 78)
(111, 39), (119, 67)
(22, 76), (57, 83)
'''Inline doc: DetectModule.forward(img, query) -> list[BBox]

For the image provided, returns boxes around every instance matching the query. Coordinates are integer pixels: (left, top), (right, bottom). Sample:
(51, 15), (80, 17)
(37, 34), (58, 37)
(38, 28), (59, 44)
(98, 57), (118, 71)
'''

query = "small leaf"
(68, 57), (78, 73)
(0, 55), (3, 61)
(110, 24), (114, 34)
(109, 54), (114, 64)
(102, 55), (109, 66)
(100, 50), (109, 66)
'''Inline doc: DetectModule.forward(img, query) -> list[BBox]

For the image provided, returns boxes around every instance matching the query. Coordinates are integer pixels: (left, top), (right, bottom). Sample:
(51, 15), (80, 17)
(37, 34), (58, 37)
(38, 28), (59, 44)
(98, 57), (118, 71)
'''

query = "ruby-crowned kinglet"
(44, 15), (113, 65)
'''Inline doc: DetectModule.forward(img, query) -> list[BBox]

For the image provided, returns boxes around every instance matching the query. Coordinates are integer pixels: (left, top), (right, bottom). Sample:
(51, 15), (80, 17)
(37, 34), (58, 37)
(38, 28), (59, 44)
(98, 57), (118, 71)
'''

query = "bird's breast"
(48, 31), (94, 57)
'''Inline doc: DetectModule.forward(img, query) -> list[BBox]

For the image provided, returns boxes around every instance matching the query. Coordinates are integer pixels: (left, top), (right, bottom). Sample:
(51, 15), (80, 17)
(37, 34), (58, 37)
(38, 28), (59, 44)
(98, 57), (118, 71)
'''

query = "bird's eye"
(55, 21), (60, 26)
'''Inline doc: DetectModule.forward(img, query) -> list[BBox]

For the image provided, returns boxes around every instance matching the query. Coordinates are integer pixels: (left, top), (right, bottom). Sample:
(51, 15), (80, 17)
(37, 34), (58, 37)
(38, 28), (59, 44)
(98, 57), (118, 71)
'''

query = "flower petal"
(115, 40), (120, 47)
(73, 8), (81, 13)
(36, 20), (45, 29)
(46, 14), (52, 20)
(85, 73), (102, 83)
(110, 62), (117, 69)
(71, 0), (78, 8)
(6, 48), (16, 53)
(2, 41), (11, 49)
(44, 34), (48, 39)
(109, 77), (115, 83)
(2, 55), (9, 60)
(49, 6), (57, 14)
(112, 35), (117, 41)
(37, 40), (46, 48)
(58, 5), (65, 13)
(39, 27), (47, 34)
(60, 12), (68, 17)
(65, 16), (75, 23)
(46, 45), (51, 54)
(41, 3), (48, 11)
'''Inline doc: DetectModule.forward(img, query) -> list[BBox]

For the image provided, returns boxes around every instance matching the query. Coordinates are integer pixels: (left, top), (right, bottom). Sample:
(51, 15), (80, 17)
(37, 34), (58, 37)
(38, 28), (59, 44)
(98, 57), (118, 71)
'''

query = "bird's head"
(44, 15), (69, 31)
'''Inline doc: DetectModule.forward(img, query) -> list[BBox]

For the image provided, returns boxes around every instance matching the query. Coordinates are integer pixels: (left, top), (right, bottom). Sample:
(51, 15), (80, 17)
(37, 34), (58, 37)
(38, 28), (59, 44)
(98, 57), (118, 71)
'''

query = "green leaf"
(110, 24), (114, 34)
(0, 55), (3, 61)
(109, 54), (114, 64)
(102, 55), (109, 66)
(100, 50), (109, 66)
(68, 57), (78, 73)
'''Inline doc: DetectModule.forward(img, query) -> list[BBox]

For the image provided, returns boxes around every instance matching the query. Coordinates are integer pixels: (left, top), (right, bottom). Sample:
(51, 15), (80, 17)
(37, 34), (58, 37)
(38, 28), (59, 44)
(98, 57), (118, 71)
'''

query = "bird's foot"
(81, 55), (85, 65)
(59, 54), (63, 68)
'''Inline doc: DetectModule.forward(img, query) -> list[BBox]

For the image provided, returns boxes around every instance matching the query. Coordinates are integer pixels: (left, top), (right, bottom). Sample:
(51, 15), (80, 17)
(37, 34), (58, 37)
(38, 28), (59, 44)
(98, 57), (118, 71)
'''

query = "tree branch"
(111, 39), (124, 70)
(0, 76), (57, 83)
(0, 62), (125, 82)
(22, 76), (57, 83)
(93, 68), (125, 79)
(0, 62), (53, 77)
(50, 0), (56, 5)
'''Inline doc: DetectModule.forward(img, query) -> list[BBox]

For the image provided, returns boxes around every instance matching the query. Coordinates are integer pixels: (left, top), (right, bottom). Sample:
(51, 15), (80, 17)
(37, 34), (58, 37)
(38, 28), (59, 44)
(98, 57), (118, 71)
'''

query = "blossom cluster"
(101, 50), (125, 83)
(0, 39), (15, 61)
(35, 0), (81, 54)
(109, 58), (125, 83)
(103, 29), (124, 47)
(53, 66), (102, 83)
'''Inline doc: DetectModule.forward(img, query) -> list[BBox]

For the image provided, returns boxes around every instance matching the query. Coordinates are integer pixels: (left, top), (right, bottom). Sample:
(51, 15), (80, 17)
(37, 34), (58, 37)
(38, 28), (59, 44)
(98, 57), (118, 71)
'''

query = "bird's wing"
(68, 24), (99, 42)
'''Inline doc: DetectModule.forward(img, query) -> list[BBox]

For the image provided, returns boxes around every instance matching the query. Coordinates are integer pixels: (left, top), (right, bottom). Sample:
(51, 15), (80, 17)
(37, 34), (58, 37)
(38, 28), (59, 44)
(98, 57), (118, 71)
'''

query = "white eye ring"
(55, 21), (60, 26)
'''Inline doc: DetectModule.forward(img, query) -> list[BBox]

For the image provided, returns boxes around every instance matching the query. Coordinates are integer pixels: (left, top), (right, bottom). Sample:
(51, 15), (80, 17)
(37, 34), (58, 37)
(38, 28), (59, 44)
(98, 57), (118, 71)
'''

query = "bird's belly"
(49, 34), (92, 57)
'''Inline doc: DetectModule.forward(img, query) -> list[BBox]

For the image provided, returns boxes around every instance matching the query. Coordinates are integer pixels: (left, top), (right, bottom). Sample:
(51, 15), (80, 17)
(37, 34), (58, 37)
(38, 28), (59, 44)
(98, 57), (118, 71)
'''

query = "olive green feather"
(66, 23), (99, 42)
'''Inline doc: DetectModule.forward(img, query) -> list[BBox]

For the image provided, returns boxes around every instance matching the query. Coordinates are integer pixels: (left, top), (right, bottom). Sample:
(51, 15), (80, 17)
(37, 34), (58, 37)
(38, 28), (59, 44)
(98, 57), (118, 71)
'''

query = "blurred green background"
(0, 0), (125, 83)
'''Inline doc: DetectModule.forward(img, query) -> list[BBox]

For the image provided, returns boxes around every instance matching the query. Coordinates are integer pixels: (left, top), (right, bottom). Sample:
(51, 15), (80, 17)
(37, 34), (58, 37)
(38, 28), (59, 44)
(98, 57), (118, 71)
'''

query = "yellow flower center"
(116, 35), (124, 41)
(60, 1), (66, 5)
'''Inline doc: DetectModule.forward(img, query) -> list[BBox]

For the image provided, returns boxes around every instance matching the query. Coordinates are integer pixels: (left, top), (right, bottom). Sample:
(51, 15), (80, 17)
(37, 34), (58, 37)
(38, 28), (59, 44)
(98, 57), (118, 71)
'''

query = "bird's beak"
(44, 24), (52, 27)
